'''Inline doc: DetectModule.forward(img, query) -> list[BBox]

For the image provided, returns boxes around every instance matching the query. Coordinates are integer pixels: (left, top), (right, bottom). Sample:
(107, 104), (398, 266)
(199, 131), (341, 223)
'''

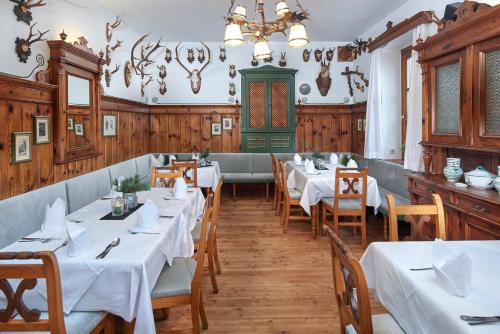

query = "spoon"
(95, 238), (120, 259)
(53, 239), (69, 252)
(128, 231), (160, 235)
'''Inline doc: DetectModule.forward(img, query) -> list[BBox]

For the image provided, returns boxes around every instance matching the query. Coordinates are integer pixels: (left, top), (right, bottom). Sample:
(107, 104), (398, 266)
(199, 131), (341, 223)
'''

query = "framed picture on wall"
(102, 114), (117, 137)
(357, 119), (363, 132)
(222, 117), (232, 131)
(212, 123), (222, 136)
(11, 132), (32, 164)
(68, 117), (74, 131)
(34, 116), (51, 144)
(75, 123), (84, 136)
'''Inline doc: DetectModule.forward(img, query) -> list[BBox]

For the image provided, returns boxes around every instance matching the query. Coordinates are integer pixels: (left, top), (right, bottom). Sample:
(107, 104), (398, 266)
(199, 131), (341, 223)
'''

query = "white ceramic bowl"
(464, 170), (495, 189)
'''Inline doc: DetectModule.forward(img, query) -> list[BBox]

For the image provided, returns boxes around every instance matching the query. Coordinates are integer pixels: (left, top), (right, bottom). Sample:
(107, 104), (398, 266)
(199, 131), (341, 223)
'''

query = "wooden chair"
(172, 160), (198, 188)
(280, 161), (314, 237)
(322, 168), (368, 248)
(273, 156), (284, 216)
(327, 230), (404, 334)
(387, 193), (446, 242)
(193, 178), (224, 293)
(0, 252), (115, 334)
(151, 195), (213, 334)
(150, 166), (184, 188)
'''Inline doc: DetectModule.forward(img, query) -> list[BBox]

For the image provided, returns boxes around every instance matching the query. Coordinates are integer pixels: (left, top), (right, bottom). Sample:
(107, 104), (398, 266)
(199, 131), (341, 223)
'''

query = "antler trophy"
(175, 42), (211, 94)
(124, 33), (163, 88)
(10, 0), (46, 25)
(105, 64), (120, 87)
(105, 40), (123, 66)
(15, 22), (49, 63)
(106, 16), (121, 42)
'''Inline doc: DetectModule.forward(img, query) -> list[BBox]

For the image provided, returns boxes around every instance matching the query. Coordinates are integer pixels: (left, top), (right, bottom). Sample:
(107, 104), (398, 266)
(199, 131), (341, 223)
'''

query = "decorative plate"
(301, 97), (308, 104)
(299, 83), (311, 95)
(343, 97), (350, 103)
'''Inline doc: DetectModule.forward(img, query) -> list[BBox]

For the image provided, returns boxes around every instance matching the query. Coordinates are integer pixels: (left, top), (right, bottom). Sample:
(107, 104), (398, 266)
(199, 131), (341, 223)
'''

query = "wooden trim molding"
(368, 11), (435, 52)
(0, 75), (56, 104)
(101, 95), (149, 114)
(150, 105), (241, 115)
(296, 102), (367, 115)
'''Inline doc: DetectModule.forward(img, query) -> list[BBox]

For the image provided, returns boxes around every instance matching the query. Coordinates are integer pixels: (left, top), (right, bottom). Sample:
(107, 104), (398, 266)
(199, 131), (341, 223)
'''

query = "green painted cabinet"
(239, 66), (297, 153)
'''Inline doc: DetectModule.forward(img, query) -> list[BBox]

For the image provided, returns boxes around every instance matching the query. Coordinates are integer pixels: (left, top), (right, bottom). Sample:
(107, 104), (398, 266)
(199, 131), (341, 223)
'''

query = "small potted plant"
(199, 148), (210, 167)
(312, 151), (326, 169)
(112, 175), (151, 211)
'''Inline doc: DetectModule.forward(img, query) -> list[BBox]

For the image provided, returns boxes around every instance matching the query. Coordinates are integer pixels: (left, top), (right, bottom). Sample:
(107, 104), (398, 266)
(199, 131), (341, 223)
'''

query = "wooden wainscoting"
(0, 75), (150, 200)
(296, 103), (366, 154)
(149, 105), (241, 153)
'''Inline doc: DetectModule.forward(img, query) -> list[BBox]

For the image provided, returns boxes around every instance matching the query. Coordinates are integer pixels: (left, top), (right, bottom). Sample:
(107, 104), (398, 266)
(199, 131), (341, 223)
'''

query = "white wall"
(0, 1), (355, 105)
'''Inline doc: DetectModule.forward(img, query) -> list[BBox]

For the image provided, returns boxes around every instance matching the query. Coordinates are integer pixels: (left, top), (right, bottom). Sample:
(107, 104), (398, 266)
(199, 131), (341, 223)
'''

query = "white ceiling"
(96, 0), (410, 41)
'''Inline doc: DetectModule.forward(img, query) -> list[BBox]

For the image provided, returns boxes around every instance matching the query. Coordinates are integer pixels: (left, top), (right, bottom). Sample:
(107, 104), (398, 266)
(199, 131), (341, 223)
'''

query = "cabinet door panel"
(270, 81), (289, 129)
(473, 36), (500, 148)
(248, 81), (266, 129)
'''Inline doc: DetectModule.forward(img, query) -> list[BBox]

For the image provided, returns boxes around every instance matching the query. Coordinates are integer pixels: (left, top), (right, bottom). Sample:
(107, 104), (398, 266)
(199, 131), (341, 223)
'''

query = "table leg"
(311, 205), (318, 239)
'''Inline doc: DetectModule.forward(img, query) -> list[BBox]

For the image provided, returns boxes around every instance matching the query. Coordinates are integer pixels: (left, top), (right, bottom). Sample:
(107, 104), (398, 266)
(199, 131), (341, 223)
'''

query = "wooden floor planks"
(156, 190), (385, 333)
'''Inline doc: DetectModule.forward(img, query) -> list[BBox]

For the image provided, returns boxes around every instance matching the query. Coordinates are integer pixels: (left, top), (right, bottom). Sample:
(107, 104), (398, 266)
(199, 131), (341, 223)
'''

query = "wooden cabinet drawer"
(413, 182), (450, 203)
(456, 195), (500, 224)
(461, 213), (500, 240)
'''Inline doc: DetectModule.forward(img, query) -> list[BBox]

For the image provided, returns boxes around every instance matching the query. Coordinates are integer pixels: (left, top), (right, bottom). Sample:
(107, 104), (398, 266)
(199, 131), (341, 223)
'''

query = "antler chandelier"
(224, 0), (310, 60)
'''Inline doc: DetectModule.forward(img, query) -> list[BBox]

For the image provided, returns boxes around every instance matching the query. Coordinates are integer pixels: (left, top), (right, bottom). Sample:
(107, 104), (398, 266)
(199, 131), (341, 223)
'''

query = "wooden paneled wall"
(149, 105), (241, 153)
(296, 103), (366, 154)
(0, 76), (149, 200)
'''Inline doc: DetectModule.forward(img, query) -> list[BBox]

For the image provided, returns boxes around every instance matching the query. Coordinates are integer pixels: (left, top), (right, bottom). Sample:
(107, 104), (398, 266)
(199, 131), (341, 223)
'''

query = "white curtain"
(404, 24), (435, 171)
(364, 49), (384, 159)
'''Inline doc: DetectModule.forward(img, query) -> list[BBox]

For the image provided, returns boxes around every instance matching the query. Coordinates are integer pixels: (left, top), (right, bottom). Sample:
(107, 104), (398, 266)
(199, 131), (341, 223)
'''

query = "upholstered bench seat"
(377, 186), (411, 215)
(151, 258), (196, 298)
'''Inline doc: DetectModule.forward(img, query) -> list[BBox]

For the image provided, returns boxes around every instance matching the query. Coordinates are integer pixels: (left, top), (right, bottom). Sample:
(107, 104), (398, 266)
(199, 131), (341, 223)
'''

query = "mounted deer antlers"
(316, 60), (331, 96)
(158, 79), (167, 95)
(141, 77), (153, 97)
(175, 42), (211, 94)
(342, 66), (369, 97)
(15, 23), (49, 63)
(197, 48), (206, 63)
(10, 0), (46, 24)
(106, 16), (121, 42)
(124, 33), (163, 87)
(105, 39), (123, 66)
(105, 64), (120, 87)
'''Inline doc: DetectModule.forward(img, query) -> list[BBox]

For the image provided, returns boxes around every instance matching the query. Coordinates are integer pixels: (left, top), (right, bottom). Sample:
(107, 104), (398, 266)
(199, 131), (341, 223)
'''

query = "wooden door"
(240, 66), (297, 153)
(473, 35), (500, 148)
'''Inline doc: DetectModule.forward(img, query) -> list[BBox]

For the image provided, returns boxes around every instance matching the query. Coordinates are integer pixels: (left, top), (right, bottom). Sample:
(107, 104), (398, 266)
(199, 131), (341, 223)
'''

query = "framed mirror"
(68, 75), (90, 106)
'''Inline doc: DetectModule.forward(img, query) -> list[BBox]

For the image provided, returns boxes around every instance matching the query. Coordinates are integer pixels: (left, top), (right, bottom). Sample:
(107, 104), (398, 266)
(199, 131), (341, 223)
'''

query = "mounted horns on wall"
(229, 64), (236, 79)
(341, 66), (369, 97)
(197, 47), (206, 63)
(106, 16), (121, 42)
(219, 46), (227, 62)
(187, 48), (195, 63)
(279, 52), (287, 67)
(229, 82), (236, 96)
(344, 38), (371, 60)
(141, 77), (153, 97)
(251, 53), (259, 67)
(15, 23), (49, 63)
(105, 40), (123, 66)
(316, 60), (331, 97)
(302, 49), (311, 62)
(314, 48), (324, 62)
(165, 48), (172, 63)
(124, 33), (163, 88)
(10, 0), (46, 25)
(326, 47), (335, 62)
(158, 79), (167, 95)
(105, 64), (120, 87)
(158, 65), (167, 79)
(175, 42), (211, 94)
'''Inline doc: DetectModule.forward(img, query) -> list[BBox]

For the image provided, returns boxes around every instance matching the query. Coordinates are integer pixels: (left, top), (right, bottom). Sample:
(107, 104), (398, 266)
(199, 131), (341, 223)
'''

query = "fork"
(19, 237), (56, 243)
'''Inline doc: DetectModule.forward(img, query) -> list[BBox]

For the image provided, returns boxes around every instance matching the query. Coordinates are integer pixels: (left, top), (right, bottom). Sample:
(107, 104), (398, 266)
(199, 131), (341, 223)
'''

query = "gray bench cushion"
(368, 159), (409, 198)
(151, 258), (196, 298)
(378, 186), (411, 215)
(108, 159), (138, 182)
(251, 154), (272, 174)
(0, 182), (68, 248)
(66, 169), (111, 213)
(251, 173), (274, 182)
(222, 173), (256, 183)
(135, 154), (151, 181)
(210, 153), (252, 174)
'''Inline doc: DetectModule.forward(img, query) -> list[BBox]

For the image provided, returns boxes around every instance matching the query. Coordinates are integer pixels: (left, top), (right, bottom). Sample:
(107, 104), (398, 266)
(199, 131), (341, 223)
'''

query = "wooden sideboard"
(409, 173), (500, 240)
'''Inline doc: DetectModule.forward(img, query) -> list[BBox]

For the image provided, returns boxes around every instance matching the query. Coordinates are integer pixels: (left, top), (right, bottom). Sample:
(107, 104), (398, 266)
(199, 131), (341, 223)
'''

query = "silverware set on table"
(95, 238), (120, 259)
(18, 237), (59, 243)
(461, 315), (500, 326)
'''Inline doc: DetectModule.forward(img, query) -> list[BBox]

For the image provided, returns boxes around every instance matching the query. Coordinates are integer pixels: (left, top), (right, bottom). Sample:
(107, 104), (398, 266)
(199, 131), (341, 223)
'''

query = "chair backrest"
(280, 161), (290, 201)
(212, 177), (224, 226)
(150, 167), (184, 188)
(328, 230), (373, 334)
(172, 160), (198, 188)
(334, 168), (368, 211)
(387, 193), (446, 242)
(271, 154), (278, 184)
(0, 252), (66, 333)
(192, 195), (214, 293)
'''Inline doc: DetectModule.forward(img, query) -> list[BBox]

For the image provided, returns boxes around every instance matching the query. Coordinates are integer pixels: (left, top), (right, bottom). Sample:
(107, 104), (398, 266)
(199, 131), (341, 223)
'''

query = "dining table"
(286, 161), (382, 215)
(0, 187), (205, 334)
(360, 240), (500, 334)
(160, 161), (221, 190)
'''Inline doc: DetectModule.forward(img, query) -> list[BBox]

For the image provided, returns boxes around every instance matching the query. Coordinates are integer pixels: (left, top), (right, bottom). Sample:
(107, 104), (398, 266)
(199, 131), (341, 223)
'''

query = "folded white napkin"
(173, 177), (188, 199)
(432, 239), (472, 297)
(67, 222), (91, 257)
(169, 155), (176, 164)
(347, 159), (358, 168)
(304, 159), (316, 174)
(330, 153), (339, 165)
(41, 198), (67, 235)
(150, 154), (164, 168)
(192, 153), (199, 160)
(294, 153), (302, 165)
(130, 199), (159, 232)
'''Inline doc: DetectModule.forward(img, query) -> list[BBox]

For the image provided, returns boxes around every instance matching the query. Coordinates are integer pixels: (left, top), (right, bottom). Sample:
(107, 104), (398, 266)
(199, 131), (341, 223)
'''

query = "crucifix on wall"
(341, 66), (369, 97)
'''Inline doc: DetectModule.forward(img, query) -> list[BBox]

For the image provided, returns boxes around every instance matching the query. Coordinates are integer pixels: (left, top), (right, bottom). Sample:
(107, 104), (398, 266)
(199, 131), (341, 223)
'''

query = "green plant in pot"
(112, 175), (151, 211)
(199, 148), (210, 167)
(312, 151), (326, 169)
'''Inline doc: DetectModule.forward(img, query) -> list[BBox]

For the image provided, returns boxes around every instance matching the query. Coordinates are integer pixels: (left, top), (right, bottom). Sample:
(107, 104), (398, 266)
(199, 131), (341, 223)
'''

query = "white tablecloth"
(196, 161), (221, 189)
(0, 188), (205, 334)
(361, 241), (500, 334)
(286, 162), (382, 215)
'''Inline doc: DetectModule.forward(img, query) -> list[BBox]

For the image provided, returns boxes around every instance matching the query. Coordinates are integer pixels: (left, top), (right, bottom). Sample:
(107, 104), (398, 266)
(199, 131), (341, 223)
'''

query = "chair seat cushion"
(378, 187), (411, 215)
(345, 314), (405, 334)
(12, 311), (107, 334)
(222, 173), (255, 183)
(191, 220), (212, 243)
(321, 197), (362, 210)
(288, 188), (302, 200)
(151, 257), (196, 299)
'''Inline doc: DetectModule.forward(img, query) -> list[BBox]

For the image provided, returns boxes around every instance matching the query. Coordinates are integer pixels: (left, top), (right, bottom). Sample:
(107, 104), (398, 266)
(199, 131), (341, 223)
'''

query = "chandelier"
(224, 0), (310, 60)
